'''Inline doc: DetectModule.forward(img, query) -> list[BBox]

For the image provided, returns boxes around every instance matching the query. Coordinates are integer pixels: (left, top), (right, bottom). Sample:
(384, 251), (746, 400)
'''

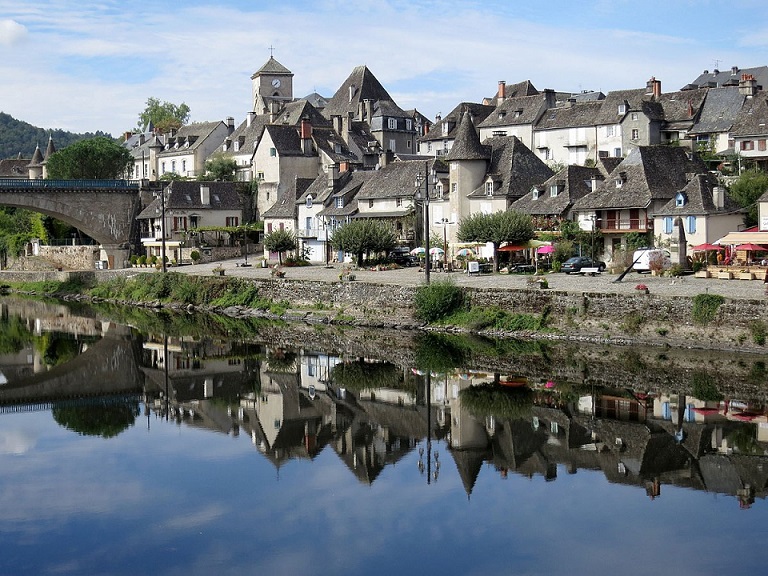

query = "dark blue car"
(561, 256), (606, 274)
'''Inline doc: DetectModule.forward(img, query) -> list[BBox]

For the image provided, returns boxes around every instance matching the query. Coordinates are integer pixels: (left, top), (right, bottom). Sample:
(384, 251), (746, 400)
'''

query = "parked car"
(632, 248), (671, 272)
(561, 256), (606, 274)
(388, 247), (416, 266)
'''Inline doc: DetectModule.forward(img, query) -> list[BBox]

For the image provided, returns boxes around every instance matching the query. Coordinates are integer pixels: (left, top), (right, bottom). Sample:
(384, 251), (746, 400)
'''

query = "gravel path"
(171, 259), (768, 301)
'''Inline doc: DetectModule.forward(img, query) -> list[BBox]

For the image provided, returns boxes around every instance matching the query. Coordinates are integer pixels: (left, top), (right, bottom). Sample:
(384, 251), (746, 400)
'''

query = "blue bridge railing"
(0, 178), (141, 190)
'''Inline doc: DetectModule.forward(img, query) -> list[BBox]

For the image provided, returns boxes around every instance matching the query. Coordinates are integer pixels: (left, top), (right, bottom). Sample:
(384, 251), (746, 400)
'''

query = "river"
(0, 297), (766, 575)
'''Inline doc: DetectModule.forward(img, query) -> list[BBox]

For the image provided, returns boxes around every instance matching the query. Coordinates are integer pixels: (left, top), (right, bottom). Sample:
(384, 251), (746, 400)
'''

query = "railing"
(599, 220), (652, 232)
(296, 227), (323, 238)
(0, 178), (140, 189)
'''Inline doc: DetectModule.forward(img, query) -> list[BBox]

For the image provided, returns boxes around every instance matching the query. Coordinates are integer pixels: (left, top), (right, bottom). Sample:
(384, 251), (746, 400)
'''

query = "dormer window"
(406, 119), (412, 130)
(532, 187), (540, 200)
(436, 183), (444, 199)
(550, 184), (559, 197)
(485, 182), (494, 196)
(334, 143), (342, 154)
(234, 140), (240, 152)
(615, 177), (623, 188)
(675, 192), (687, 207)
(618, 103), (627, 115)
(498, 111), (507, 119)
(306, 195), (313, 208)
(443, 123), (450, 136)
(388, 118), (397, 130)
(335, 197), (343, 209)
(514, 109), (523, 118)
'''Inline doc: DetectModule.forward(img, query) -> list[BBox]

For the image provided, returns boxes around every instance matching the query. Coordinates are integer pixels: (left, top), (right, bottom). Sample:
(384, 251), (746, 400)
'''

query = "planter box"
(717, 271), (733, 280)
(738, 272), (755, 280)
(694, 270), (710, 278)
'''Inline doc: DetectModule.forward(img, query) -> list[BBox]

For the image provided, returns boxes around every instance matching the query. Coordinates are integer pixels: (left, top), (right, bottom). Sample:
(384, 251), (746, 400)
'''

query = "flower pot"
(718, 271), (733, 280)
(738, 272), (755, 280)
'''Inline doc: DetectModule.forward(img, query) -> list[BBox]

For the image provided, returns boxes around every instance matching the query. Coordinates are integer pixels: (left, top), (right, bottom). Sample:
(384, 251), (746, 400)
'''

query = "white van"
(632, 248), (671, 272)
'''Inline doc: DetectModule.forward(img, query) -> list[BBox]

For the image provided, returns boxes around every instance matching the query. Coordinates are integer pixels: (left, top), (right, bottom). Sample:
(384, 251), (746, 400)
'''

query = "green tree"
(457, 210), (534, 271)
(52, 400), (140, 438)
(729, 169), (768, 227)
(45, 137), (133, 179)
(137, 97), (191, 133)
(200, 153), (238, 181)
(0, 208), (48, 259)
(330, 220), (397, 266)
(263, 229), (297, 264)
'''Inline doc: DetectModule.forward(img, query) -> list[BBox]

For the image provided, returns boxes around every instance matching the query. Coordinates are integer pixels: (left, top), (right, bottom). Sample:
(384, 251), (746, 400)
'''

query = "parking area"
(170, 259), (767, 301)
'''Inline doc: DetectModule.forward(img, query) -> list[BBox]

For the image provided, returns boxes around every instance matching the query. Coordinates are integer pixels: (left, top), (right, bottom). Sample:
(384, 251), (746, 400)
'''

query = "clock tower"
(251, 55), (294, 114)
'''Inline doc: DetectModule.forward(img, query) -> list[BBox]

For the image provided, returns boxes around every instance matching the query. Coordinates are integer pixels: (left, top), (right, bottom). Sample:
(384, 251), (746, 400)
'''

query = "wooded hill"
(0, 112), (113, 160)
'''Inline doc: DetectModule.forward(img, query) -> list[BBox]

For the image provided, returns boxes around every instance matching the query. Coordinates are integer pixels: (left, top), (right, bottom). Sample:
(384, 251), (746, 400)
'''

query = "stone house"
(730, 83), (768, 171)
(533, 99), (604, 166)
(156, 120), (233, 179)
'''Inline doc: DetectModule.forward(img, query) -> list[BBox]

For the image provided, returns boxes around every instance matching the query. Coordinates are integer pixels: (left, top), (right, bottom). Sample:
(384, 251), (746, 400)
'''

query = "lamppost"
(154, 188), (169, 273)
(437, 217), (455, 270)
(415, 162), (437, 284)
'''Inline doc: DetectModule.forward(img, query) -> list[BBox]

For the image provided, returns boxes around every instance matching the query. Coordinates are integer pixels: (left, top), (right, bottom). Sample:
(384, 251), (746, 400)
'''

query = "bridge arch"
(0, 179), (144, 268)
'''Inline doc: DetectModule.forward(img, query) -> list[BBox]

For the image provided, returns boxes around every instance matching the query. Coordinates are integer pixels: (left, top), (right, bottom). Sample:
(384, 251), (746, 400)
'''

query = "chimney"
(226, 116), (235, 135)
(341, 112), (353, 144)
(543, 88), (557, 109)
(124, 131), (133, 142)
(731, 66), (739, 75)
(364, 99), (373, 122)
(269, 100), (279, 123)
(139, 134), (146, 145)
(646, 77), (661, 99)
(739, 73), (757, 97)
(435, 113), (442, 123)
(327, 164), (339, 189)
(300, 117), (313, 154)
(591, 174), (600, 191)
(200, 185), (210, 206)
(498, 81), (506, 100)
(713, 185), (725, 209)
(379, 149), (394, 167)
(247, 111), (256, 127)
(332, 115), (342, 135)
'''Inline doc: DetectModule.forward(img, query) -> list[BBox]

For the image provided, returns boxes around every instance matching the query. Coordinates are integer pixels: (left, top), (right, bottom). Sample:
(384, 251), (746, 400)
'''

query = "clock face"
(271, 78), (281, 88)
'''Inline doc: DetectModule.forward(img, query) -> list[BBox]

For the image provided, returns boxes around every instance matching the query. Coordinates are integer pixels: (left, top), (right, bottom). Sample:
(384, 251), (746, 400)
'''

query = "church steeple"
(251, 54), (294, 115)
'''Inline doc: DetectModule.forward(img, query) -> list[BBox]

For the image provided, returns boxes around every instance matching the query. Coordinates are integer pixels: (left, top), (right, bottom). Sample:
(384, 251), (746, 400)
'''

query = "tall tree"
(330, 220), (397, 266)
(200, 153), (238, 181)
(729, 169), (768, 227)
(457, 210), (534, 271)
(137, 98), (191, 133)
(45, 137), (133, 179)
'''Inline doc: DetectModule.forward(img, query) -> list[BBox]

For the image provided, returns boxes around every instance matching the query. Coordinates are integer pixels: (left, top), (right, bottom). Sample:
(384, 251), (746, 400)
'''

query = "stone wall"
(39, 245), (100, 270)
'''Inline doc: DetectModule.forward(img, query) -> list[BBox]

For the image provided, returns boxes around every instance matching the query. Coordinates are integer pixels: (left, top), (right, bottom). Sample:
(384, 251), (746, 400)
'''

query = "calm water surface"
(0, 298), (766, 576)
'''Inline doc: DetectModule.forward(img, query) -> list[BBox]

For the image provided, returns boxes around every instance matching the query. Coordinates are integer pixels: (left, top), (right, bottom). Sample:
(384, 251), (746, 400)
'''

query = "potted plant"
(212, 265), (225, 276)
(190, 250), (200, 265)
(635, 283), (650, 294)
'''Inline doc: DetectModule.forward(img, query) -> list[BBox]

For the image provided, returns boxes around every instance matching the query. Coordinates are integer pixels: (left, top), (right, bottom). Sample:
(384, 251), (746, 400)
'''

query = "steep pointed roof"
(421, 101), (495, 143)
(28, 144), (44, 167)
(467, 136), (553, 200)
(251, 56), (292, 78)
(445, 110), (490, 161)
(44, 135), (56, 159)
(321, 65), (395, 120)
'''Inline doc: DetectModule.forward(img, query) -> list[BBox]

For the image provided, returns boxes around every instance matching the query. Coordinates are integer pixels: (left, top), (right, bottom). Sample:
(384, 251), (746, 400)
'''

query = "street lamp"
(415, 162), (437, 285)
(154, 187), (169, 272)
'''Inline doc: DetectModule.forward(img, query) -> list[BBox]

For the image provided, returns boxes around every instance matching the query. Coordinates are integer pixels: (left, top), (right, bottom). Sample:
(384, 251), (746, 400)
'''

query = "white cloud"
(0, 428), (37, 455)
(0, 19), (27, 45)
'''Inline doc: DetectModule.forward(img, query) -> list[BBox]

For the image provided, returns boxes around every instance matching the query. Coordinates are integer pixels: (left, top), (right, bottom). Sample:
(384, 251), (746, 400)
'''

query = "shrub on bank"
(692, 293), (725, 325)
(414, 279), (465, 322)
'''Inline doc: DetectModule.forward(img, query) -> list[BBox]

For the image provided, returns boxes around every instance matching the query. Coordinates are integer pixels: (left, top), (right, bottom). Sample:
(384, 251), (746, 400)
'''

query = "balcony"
(598, 219), (652, 233)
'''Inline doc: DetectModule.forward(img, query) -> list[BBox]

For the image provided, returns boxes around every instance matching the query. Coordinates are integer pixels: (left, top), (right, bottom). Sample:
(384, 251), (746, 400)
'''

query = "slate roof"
(510, 165), (603, 216)
(484, 79), (539, 106)
(535, 100), (603, 130)
(656, 89), (707, 130)
(221, 115), (268, 159)
(356, 159), (442, 200)
(263, 124), (306, 157)
(467, 136), (554, 200)
(688, 65), (768, 90)
(321, 65), (399, 120)
(157, 122), (224, 157)
(272, 99), (331, 128)
(302, 92), (329, 110)
(653, 173), (742, 216)
(477, 93), (550, 130)
(28, 144), (44, 167)
(0, 157), (30, 178)
(300, 170), (375, 217)
(594, 88), (650, 125)
(572, 146), (707, 210)
(731, 92), (768, 137)
(137, 181), (241, 219)
(421, 102), (495, 142)
(44, 135), (56, 159)
(688, 87), (746, 135)
(446, 111), (491, 161)
(251, 55), (292, 77)
(262, 177), (314, 219)
(311, 126), (358, 164)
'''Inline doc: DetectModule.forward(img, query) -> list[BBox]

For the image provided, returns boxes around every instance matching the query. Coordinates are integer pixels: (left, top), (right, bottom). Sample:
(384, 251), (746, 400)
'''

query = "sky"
(1, 0), (768, 137)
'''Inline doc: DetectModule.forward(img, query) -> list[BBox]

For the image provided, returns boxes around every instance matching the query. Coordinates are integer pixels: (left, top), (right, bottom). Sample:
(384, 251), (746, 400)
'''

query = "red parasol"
(734, 243), (767, 252)
(497, 245), (527, 252)
(691, 243), (723, 251)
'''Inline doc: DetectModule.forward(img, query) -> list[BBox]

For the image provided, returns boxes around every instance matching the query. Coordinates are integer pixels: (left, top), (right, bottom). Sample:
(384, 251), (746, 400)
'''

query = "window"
(436, 184), (444, 199)
(306, 195), (313, 208)
(406, 119), (412, 130)
(760, 140), (767, 151)
(161, 161), (166, 173)
(267, 223), (273, 233)
(664, 217), (673, 234)
(451, 183), (457, 194)
(396, 197), (403, 207)
(532, 187), (540, 199)
(550, 185), (559, 197)
(741, 140), (754, 151)
(407, 139), (411, 149)
(270, 147), (277, 156)
(173, 216), (187, 231)
(605, 126), (615, 137)
(485, 182), (493, 196)
(388, 118), (397, 130)
(335, 197), (343, 208)
(389, 139), (396, 152)
(614, 147), (622, 157)
(181, 160), (186, 174)
(615, 178), (623, 188)
(234, 141), (240, 152)
(631, 129), (639, 140)
(190, 216), (198, 228)
(618, 103), (627, 115)
(631, 112), (638, 121)
(257, 171), (264, 180)
(450, 162), (457, 171)
(545, 148), (554, 160)
(225, 217), (239, 227)
(687, 215), (697, 234)
(675, 193), (686, 207)
(171, 160), (176, 173)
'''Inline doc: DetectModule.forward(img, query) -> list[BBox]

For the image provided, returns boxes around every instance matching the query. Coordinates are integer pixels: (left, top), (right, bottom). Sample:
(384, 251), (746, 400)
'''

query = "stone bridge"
(0, 179), (146, 268)
(0, 327), (144, 407)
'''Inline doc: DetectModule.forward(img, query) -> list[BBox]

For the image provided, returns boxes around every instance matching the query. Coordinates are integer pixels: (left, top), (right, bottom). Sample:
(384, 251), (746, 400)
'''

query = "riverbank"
(3, 260), (768, 352)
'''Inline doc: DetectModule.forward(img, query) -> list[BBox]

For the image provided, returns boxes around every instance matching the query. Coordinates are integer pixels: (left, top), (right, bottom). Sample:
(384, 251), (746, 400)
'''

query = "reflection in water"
(1, 297), (767, 509)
